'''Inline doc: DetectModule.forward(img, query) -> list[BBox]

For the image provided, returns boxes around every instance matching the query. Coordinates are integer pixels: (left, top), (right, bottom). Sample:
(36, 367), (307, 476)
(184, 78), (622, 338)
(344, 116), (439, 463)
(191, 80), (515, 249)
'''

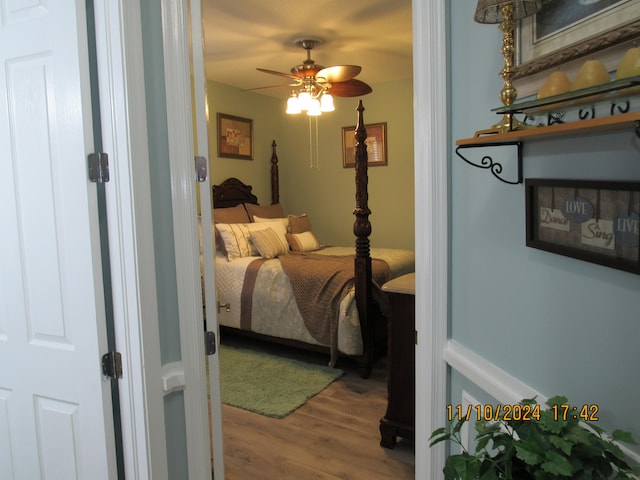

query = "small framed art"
(526, 178), (640, 275)
(342, 122), (387, 168)
(217, 113), (253, 160)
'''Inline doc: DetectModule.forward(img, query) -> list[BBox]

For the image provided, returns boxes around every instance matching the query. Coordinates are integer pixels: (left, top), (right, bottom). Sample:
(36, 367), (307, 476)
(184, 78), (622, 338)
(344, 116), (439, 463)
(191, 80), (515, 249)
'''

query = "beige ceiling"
(201, 0), (413, 98)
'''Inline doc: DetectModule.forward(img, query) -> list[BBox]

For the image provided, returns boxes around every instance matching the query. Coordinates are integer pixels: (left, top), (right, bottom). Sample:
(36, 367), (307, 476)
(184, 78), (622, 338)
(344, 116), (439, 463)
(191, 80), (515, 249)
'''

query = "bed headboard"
(212, 177), (258, 208)
(212, 140), (280, 209)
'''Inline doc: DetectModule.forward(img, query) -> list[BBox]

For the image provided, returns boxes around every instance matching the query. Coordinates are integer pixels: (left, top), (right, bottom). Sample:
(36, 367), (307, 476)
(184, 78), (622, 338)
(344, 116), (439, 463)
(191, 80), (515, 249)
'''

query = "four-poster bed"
(208, 101), (414, 377)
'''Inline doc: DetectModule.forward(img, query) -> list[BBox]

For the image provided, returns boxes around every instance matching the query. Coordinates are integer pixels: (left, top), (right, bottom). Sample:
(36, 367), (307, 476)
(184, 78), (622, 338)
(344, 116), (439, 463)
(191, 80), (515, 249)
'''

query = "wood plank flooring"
(216, 335), (415, 479)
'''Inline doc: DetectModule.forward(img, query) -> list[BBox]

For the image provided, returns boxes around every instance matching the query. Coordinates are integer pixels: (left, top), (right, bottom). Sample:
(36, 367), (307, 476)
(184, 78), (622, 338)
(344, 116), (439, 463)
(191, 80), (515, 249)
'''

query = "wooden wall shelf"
(457, 111), (640, 146)
(455, 112), (640, 185)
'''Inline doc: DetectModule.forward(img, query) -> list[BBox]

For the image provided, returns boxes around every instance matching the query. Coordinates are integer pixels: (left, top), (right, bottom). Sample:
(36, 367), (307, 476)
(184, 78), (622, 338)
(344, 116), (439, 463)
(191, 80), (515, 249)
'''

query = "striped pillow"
(286, 231), (320, 252)
(251, 228), (289, 259)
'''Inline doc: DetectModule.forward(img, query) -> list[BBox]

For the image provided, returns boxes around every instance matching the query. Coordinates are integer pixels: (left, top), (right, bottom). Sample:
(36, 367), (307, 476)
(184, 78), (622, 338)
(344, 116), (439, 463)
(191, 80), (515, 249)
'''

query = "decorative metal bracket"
(455, 141), (522, 185)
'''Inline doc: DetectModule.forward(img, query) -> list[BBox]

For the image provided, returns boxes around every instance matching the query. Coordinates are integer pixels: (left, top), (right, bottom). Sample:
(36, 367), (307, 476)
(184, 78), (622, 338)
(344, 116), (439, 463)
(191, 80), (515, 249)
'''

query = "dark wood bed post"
(270, 139), (280, 205)
(353, 100), (374, 378)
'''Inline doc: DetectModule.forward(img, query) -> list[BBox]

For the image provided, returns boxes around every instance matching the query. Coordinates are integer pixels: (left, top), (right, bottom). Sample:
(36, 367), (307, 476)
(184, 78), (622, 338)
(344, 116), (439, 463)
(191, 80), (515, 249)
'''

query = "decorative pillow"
(254, 215), (289, 231)
(213, 204), (251, 224)
(215, 223), (253, 260)
(286, 231), (320, 252)
(288, 213), (312, 233)
(244, 202), (285, 220)
(251, 228), (289, 259)
(215, 221), (288, 260)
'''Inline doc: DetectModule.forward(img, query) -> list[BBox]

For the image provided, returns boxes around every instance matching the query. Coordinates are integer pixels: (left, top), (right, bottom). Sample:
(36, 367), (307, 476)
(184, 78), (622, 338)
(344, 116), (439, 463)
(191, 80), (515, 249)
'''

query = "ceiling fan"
(255, 38), (372, 114)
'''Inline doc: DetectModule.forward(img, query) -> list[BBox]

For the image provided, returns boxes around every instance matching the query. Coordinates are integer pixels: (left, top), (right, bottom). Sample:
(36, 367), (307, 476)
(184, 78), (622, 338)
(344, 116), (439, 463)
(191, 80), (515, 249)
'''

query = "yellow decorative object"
(616, 47), (640, 80)
(537, 71), (571, 98)
(571, 60), (610, 90)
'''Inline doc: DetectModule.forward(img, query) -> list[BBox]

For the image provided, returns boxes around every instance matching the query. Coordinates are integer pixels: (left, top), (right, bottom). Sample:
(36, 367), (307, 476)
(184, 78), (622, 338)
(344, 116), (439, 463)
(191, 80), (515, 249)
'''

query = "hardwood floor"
(216, 335), (415, 479)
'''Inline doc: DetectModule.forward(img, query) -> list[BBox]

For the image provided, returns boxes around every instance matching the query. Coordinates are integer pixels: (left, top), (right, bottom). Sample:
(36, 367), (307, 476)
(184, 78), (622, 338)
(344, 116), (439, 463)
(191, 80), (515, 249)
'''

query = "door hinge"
(101, 351), (123, 380)
(205, 331), (216, 356)
(195, 156), (207, 182)
(88, 152), (109, 183)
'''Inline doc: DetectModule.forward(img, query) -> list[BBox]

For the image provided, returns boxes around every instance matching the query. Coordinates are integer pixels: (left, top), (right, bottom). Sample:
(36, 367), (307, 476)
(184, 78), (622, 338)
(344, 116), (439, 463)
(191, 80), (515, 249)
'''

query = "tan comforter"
(279, 252), (391, 365)
(214, 247), (415, 361)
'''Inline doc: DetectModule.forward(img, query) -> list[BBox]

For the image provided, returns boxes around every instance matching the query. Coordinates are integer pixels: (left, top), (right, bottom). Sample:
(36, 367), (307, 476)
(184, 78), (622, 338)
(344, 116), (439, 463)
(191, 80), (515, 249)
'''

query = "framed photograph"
(342, 122), (387, 168)
(516, 1), (640, 79)
(217, 113), (253, 160)
(526, 178), (640, 275)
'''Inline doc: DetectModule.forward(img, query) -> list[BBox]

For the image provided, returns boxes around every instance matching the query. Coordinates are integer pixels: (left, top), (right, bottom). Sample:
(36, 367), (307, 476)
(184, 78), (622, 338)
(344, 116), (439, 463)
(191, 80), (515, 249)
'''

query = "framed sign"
(217, 113), (253, 160)
(342, 122), (387, 168)
(516, 0), (640, 79)
(526, 179), (640, 275)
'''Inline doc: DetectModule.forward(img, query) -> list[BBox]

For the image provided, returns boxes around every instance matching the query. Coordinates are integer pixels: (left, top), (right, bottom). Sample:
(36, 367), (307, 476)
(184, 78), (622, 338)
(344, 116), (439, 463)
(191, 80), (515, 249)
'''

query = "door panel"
(0, 0), (116, 477)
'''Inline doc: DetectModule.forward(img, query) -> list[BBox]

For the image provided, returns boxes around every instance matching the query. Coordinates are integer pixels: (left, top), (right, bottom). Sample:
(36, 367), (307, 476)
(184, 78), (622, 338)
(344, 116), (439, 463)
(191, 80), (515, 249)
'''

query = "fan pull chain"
(315, 118), (320, 170)
(308, 117), (313, 168)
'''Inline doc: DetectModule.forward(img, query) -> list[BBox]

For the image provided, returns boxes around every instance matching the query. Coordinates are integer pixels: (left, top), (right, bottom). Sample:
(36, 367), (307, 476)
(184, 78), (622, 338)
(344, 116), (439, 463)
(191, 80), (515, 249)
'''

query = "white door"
(0, 1), (117, 478)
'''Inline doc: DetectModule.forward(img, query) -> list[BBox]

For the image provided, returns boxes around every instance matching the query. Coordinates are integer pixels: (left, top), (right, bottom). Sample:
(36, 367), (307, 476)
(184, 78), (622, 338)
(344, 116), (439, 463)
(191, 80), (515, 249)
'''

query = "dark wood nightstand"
(379, 273), (415, 449)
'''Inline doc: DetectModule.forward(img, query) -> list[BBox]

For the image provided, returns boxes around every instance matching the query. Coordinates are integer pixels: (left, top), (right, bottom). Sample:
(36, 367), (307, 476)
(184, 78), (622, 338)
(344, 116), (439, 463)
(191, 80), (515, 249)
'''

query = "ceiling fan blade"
(257, 68), (299, 81)
(329, 79), (373, 97)
(244, 83), (299, 92)
(317, 65), (361, 83)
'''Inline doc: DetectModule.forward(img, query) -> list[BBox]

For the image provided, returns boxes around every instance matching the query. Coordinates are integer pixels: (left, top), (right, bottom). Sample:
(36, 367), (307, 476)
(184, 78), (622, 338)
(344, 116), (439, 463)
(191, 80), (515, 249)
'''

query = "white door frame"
(91, 0), (451, 477)
(159, 0), (217, 478)
(413, 0), (449, 478)
(92, 0), (168, 477)
(94, 0), (222, 477)
(189, 0), (227, 477)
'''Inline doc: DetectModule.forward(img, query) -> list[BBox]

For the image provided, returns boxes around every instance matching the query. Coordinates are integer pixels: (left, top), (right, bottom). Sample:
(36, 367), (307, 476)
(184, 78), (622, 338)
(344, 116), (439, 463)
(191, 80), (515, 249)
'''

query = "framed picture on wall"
(516, 0), (640, 79)
(525, 178), (640, 275)
(342, 122), (387, 168)
(217, 113), (253, 160)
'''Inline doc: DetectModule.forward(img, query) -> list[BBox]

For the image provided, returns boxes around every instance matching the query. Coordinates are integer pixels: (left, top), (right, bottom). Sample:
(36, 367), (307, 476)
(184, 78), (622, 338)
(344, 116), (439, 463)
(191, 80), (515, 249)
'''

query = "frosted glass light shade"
(298, 91), (312, 110)
(306, 98), (321, 116)
(286, 94), (301, 114)
(320, 93), (335, 112)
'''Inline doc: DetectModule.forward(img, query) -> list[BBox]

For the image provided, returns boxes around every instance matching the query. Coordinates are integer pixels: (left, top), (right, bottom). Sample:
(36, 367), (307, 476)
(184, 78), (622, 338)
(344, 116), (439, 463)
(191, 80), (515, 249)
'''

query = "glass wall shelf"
(493, 75), (640, 116)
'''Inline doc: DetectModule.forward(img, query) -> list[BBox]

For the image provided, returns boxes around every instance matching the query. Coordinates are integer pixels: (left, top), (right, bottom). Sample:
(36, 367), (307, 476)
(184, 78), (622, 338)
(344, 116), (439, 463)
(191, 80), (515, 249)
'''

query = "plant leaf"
(612, 429), (638, 445)
(549, 434), (573, 456)
(546, 395), (568, 407)
(444, 453), (480, 480)
(515, 441), (544, 466)
(539, 410), (566, 434)
(540, 451), (573, 477)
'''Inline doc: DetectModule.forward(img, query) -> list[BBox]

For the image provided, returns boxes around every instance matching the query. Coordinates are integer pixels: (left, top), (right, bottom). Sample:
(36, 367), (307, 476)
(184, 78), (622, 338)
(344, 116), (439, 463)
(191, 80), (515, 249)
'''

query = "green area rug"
(219, 344), (343, 419)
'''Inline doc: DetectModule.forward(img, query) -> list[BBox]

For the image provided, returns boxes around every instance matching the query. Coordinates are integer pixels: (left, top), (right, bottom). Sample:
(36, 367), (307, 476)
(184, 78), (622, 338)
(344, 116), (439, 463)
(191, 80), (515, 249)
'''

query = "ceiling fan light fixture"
(286, 92), (301, 114)
(297, 90), (312, 111)
(306, 98), (321, 116)
(320, 92), (335, 112)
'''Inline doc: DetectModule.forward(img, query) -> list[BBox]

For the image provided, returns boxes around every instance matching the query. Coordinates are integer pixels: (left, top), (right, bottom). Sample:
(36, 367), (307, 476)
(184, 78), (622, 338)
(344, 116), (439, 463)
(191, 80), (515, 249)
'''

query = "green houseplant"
(429, 395), (639, 480)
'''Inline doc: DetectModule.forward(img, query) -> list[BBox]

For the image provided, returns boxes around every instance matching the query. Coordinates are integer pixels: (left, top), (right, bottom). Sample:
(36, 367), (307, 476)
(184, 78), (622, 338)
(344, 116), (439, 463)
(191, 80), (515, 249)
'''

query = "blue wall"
(449, 3), (640, 452)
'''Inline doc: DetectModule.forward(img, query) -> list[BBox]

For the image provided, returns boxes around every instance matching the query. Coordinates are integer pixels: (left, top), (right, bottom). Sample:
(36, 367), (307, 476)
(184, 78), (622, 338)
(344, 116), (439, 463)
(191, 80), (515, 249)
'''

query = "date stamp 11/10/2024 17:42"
(447, 403), (600, 423)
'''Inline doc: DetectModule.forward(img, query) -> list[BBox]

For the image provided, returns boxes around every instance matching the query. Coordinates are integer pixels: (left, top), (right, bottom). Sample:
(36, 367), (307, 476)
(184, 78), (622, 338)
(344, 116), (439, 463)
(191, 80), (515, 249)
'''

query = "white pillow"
(251, 228), (289, 259)
(253, 215), (289, 231)
(286, 231), (320, 252)
(215, 223), (253, 260)
(215, 221), (288, 260)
